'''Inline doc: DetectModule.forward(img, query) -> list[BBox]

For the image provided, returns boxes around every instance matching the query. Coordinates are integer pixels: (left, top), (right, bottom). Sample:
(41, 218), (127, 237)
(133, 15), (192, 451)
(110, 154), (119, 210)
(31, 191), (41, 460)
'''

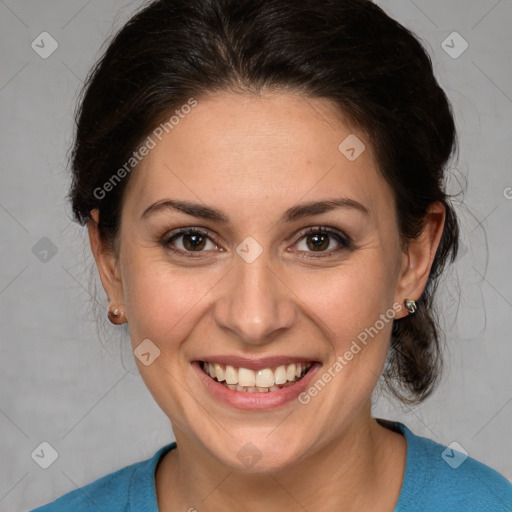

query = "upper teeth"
(202, 362), (312, 388)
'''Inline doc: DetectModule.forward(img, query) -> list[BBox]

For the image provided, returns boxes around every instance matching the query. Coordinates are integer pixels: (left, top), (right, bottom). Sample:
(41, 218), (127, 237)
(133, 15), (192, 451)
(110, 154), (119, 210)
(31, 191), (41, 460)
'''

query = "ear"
(88, 209), (124, 309)
(393, 202), (446, 319)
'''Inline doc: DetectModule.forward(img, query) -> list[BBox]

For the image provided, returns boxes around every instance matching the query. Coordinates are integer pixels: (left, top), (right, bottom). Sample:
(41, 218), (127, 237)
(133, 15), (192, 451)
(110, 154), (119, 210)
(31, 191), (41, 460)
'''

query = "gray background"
(0, 1), (511, 510)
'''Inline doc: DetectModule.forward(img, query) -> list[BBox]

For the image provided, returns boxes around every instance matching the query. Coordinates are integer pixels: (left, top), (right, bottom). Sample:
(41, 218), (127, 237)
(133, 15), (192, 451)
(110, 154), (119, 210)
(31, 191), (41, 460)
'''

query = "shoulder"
(29, 443), (176, 512)
(382, 420), (512, 512)
(29, 464), (136, 512)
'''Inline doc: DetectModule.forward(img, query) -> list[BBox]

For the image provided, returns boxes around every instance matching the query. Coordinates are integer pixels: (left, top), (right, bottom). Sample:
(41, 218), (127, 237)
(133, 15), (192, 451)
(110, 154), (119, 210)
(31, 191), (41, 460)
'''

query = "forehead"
(123, 92), (393, 225)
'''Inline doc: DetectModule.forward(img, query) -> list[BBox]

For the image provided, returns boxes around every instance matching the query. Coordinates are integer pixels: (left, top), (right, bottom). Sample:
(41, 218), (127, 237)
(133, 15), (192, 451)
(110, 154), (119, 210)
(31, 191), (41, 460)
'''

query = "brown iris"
(183, 233), (207, 251)
(306, 232), (330, 251)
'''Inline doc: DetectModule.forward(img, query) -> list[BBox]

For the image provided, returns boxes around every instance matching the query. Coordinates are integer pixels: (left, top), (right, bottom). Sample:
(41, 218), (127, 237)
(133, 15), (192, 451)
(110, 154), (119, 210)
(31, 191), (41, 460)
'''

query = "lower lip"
(192, 361), (321, 410)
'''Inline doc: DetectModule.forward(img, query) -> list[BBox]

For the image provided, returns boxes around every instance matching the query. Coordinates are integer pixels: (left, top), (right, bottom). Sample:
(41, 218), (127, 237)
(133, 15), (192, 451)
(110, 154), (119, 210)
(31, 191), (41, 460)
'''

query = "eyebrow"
(141, 197), (370, 223)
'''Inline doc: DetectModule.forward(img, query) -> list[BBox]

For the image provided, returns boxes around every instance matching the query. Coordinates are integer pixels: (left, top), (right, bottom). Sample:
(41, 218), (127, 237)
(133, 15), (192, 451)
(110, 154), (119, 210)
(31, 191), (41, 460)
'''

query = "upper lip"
(195, 356), (318, 370)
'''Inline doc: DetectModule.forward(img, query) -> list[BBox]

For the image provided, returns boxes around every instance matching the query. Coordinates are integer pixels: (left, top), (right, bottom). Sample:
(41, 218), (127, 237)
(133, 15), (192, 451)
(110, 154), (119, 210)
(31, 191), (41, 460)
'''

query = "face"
(90, 91), (443, 472)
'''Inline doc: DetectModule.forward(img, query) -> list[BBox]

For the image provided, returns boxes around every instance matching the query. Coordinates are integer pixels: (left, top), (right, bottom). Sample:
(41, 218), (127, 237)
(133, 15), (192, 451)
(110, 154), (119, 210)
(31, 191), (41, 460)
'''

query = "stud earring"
(404, 299), (417, 314)
(107, 305), (125, 325)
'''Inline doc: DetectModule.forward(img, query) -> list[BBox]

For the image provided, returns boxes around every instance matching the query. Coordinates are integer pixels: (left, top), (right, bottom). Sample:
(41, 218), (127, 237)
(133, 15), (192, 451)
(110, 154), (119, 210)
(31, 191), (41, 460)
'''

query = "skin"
(88, 91), (445, 512)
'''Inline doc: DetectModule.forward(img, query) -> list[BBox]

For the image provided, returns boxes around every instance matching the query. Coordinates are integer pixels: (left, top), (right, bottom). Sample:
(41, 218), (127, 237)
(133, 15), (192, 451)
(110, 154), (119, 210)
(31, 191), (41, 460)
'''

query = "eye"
(160, 226), (352, 258)
(161, 228), (220, 256)
(294, 227), (352, 256)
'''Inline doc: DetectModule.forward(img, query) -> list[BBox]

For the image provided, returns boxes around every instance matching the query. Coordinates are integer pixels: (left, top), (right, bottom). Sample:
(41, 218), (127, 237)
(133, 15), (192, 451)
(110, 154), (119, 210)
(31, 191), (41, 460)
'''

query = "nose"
(213, 250), (297, 346)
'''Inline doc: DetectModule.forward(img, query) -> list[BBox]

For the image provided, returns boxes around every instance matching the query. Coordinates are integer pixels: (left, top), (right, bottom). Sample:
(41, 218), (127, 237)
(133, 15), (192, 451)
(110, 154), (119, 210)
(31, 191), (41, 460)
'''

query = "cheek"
(120, 255), (220, 424)
(306, 259), (395, 326)
(298, 256), (396, 368)
(120, 253), (217, 349)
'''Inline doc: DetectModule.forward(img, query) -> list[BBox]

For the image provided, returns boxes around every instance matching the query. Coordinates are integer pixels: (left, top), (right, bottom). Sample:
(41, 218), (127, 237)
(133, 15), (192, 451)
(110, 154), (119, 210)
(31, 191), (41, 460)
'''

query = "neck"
(156, 405), (406, 512)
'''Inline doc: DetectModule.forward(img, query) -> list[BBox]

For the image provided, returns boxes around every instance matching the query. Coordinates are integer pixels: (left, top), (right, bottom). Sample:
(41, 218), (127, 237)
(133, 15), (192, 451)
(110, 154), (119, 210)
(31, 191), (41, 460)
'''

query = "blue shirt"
(30, 421), (512, 511)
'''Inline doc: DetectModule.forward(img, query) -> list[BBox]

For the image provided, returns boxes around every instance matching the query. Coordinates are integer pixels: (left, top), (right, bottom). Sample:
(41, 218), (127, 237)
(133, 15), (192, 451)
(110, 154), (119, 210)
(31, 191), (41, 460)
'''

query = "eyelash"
(160, 226), (352, 259)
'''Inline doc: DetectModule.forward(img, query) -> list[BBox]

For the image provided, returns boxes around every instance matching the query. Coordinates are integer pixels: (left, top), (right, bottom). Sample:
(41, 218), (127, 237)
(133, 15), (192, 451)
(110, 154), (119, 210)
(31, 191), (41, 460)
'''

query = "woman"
(30, 0), (512, 510)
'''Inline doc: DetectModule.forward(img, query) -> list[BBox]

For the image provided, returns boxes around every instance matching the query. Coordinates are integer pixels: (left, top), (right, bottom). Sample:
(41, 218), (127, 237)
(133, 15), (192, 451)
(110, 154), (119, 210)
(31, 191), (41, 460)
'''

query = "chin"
(206, 432), (306, 474)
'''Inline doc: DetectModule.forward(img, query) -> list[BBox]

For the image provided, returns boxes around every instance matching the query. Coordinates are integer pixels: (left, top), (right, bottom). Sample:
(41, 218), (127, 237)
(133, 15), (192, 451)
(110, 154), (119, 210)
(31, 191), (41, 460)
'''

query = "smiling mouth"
(200, 361), (313, 392)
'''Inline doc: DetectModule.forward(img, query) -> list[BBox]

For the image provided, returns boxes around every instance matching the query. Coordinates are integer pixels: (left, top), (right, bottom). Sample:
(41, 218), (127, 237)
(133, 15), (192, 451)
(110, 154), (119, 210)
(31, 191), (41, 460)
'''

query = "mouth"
(200, 361), (314, 393)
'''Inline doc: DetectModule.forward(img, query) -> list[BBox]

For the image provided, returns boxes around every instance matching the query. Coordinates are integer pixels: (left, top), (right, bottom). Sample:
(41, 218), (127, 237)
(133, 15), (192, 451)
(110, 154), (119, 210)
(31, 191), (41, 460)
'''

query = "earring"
(404, 299), (417, 314)
(107, 305), (126, 325)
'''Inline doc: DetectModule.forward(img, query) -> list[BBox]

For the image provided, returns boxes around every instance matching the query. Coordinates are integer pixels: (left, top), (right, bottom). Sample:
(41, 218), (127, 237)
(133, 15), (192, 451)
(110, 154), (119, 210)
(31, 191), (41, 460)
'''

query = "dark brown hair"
(69, 0), (460, 404)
